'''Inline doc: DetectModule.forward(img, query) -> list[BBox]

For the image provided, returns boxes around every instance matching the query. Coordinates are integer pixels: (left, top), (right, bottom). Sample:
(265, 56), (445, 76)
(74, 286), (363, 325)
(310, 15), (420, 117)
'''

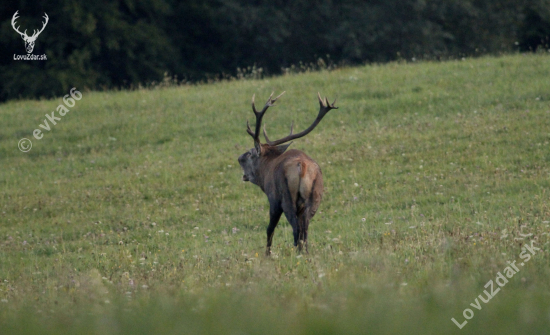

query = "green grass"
(1, 53), (550, 334)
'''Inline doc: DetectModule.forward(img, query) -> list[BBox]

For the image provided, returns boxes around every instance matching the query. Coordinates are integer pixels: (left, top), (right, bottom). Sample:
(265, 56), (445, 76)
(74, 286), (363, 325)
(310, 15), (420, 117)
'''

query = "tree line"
(0, 0), (549, 102)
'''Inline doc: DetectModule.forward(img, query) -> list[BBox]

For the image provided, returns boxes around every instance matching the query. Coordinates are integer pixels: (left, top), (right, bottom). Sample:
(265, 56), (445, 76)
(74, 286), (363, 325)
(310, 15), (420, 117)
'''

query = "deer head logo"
(11, 11), (49, 54)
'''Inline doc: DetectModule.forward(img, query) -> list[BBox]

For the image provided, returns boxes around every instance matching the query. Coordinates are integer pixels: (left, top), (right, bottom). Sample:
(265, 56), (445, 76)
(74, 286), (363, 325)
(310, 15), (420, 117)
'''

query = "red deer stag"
(238, 92), (338, 255)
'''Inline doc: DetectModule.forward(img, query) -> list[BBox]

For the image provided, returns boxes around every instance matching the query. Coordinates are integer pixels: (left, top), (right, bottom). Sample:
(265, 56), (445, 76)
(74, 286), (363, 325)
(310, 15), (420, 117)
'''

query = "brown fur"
(256, 146), (323, 253)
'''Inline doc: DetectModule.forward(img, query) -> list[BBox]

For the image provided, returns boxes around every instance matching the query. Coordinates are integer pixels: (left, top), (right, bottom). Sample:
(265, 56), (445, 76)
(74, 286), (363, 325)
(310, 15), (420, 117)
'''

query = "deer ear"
(274, 142), (292, 154)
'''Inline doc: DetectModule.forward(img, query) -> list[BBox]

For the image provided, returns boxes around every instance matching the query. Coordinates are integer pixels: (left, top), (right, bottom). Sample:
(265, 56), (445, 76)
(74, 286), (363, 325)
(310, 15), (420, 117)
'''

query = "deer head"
(238, 91), (286, 185)
(12, 11), (49, 54)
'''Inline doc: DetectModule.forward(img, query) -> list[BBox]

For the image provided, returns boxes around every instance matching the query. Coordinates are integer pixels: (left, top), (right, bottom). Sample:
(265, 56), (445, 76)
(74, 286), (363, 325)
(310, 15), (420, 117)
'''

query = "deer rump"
(264, 149), (323, 233)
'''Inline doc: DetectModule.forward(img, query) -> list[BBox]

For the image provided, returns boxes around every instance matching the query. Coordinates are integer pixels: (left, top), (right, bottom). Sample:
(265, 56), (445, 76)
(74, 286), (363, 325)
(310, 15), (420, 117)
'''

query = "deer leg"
(287, 216), (300, 249)
(297, 212), (310, 253)
(292, 223), (302, 251)
(281, 199), (300, 250)
(266, 204), (283, 256)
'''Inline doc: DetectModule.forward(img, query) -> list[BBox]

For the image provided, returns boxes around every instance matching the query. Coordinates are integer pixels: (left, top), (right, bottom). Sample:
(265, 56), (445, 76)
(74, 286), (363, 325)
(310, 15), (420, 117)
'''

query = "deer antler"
(11, 11), (49, 40)
(11, 11), (27, 37)
(263, 92), (337, 146)
(246, 91), (285, 151)
(30, 13), (49, 39)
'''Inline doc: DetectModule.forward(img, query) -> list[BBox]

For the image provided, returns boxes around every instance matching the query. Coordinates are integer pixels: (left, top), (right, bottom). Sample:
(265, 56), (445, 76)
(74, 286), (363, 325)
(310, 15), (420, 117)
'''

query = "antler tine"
(259, 91), (285, 113)
(12, 11), (19, 24)
(252, 91), (284, 115)
(265, 92), (338, 146)
(11, 11), (25, 36)
(263, 120), (293, 143)
(256, 92), (274, 115)
(246, 120), (255, 137)
(271, 91), (286, 104)
(33, 13), (49, 37)
(262, 124), (271, 142)
(251, 94), (257, 114)
(247, 91), (286, 145)
(265, 92), (274, 105)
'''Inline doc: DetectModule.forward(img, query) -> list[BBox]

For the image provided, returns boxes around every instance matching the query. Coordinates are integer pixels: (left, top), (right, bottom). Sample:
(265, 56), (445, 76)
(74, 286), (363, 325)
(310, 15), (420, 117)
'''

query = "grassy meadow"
(1, 53), (550, 334)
